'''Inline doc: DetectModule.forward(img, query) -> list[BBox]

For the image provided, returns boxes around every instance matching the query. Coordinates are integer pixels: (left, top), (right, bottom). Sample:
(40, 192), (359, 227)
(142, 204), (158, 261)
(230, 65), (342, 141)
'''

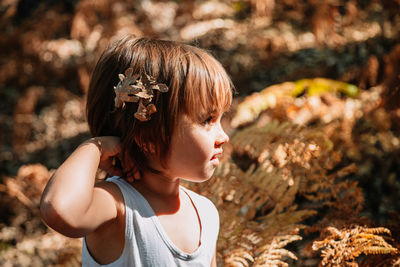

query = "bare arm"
(40, 137), (123, 238)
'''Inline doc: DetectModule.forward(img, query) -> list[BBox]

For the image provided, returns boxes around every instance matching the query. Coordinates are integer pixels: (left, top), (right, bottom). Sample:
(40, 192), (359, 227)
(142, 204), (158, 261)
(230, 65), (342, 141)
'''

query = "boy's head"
(87, 36), (233, 175)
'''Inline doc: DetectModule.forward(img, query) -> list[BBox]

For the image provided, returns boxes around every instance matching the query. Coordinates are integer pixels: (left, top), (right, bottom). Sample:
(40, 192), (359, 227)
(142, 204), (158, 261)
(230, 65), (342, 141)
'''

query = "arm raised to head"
(40, 137), (123, 238)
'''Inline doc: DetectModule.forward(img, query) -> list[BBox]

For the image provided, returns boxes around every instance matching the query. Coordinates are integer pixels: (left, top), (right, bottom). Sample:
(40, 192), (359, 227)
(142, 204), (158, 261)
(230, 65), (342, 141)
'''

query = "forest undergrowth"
(0, 0), (400, 266)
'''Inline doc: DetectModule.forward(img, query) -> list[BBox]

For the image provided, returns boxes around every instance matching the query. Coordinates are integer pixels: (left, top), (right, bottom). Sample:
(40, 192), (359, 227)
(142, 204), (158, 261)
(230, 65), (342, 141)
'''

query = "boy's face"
(161, 112), (229, 182)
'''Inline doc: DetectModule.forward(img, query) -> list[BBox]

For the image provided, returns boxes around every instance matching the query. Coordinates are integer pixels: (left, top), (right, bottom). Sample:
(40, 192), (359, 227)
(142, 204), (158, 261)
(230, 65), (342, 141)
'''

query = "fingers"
(133, 169), (141, 180)
(99, 155), (141, 182)
(125, 168), (141, 183)
(100, 157), (123, 177)
(90, 136), (142, 182)
(122, 152), (141, 181)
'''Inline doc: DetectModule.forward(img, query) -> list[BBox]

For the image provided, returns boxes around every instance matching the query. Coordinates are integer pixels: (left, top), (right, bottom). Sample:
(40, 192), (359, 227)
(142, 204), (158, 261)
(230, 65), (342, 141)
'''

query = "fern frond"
(313, 225), (399, 266)
(224, 249), (254, 267)
(363, 246), (399, 255)
(361, 227), (392, 235)
(210, 161), (300, 215)
(187, 118), (368, 266)
(231, 121), (303, 162)
(253, 234), (302, 266)
(189, 159), (316, 266)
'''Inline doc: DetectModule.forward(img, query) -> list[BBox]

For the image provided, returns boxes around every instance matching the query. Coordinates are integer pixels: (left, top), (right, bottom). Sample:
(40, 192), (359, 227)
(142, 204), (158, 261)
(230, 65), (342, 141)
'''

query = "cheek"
(176, 133), (208, 161)
(168, 130), (211, 170)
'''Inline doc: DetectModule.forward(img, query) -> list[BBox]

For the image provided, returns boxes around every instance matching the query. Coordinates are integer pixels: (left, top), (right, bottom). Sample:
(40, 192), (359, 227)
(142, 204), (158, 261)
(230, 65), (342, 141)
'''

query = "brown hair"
(86, 36), (233, 176)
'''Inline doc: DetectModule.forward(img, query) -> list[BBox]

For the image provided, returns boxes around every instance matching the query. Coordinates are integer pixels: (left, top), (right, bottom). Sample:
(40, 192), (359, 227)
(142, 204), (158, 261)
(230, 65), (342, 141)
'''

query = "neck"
(130, 170), (182, 215)
(135, 170), (180, 197)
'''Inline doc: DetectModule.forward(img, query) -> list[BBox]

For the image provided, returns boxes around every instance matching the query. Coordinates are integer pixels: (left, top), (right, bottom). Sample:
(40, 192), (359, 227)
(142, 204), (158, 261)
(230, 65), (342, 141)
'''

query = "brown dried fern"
(190, 160), (316, 266)
(231, 120), (341, 214)
(190, 118), (360, 266)
(312, 226), (399, 267)
(189, 111), (371, 265)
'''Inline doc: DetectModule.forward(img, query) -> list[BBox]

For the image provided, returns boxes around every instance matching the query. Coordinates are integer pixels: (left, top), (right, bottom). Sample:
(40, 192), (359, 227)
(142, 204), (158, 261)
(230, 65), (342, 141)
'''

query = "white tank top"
(82, 176), (220, 267)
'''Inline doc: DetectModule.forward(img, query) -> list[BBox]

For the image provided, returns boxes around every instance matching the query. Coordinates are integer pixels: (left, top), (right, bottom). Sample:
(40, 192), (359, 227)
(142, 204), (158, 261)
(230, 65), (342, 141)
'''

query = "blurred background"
(0, 0), (399, 266)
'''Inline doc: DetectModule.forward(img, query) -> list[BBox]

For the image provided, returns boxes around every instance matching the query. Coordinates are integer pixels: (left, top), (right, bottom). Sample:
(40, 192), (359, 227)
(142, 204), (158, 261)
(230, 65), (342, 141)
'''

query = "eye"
(202, 115), (214, 125)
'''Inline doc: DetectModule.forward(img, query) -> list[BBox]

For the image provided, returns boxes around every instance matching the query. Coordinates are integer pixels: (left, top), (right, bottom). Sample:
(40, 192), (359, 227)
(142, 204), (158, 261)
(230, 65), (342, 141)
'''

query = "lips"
(210, 151), (223, 161)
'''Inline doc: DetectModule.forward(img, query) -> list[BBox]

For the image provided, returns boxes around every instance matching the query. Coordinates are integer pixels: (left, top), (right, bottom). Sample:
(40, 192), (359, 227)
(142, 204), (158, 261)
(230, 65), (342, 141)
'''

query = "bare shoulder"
(95, 180), (126, 213)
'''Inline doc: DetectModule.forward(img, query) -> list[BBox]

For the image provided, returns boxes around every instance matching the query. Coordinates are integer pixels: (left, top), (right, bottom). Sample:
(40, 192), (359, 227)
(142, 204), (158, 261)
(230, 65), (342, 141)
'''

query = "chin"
(184, 173), (214, 183)
(178, 165), (217, 183)
(183, 177), (209, 183)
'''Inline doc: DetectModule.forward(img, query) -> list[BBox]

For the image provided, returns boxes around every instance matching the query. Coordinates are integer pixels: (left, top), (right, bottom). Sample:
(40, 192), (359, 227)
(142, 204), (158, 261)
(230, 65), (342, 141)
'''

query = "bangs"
(182, 49), (233, 121)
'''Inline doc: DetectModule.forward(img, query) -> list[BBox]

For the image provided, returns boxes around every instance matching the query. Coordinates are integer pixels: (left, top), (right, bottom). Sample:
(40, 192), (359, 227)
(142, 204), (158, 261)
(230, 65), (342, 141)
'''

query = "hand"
(85, 136), (123, 177)
(122, 151), (141, 182)
(84, 137), (141, 181)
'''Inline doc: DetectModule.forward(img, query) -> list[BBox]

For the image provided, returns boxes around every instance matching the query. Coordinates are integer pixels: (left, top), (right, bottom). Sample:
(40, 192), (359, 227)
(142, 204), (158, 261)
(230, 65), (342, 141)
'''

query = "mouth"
(210, 151), (223, 161)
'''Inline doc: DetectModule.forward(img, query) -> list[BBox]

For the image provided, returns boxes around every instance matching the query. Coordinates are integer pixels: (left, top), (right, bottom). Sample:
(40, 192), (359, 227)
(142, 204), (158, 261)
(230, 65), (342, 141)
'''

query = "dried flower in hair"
(135, 102), (157, 122)
(114, 68), (140, 108)
(113, 68), (169, 121)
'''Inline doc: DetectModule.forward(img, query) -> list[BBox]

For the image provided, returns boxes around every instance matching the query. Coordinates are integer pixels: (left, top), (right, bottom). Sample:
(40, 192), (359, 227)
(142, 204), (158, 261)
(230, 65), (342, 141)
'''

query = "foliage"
(1, 0), (400, 266)
(293, 78), (359, 98)
(188, 159), (316, 266)
(231, 82), (295, 128)
(188, 116), (362, 265)
(231, 78), (359, 128)
(187, 76), (400, 265)
(312, 226), (398, 267)
(0, 165), (81, 266)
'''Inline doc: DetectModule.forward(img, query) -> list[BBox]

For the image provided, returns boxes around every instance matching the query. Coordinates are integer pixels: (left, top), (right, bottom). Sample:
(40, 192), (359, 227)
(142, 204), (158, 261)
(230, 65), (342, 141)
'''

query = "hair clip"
(114, 68), (169, 121)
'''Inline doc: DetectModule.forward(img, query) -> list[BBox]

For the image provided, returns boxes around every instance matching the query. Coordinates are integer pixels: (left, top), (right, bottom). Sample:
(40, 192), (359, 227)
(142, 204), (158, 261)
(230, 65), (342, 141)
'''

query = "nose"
(215, 123), (229, 147)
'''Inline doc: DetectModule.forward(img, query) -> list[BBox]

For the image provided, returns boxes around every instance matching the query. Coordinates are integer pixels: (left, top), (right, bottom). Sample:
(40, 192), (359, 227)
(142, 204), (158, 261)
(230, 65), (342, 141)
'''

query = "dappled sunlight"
(0, 0), (399, 266)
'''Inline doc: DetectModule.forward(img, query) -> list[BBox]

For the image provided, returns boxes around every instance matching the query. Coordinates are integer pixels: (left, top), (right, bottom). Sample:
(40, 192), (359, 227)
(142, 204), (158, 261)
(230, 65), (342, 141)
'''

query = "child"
(40, 36), (233, 267)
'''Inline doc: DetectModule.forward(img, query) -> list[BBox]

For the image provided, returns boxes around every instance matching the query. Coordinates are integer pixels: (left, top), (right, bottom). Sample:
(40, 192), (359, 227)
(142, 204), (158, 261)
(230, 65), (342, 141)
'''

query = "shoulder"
(96, 177), (123, 199)
(95, 177), (126, 216)
(84, 178), (127, 264)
